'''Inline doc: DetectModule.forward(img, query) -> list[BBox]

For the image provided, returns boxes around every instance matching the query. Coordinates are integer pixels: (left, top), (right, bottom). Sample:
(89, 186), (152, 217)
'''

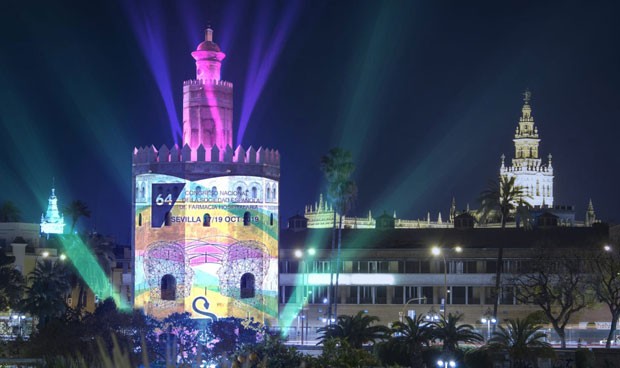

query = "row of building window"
(281, 285), (518, 306)
(279, 259), (526, 274)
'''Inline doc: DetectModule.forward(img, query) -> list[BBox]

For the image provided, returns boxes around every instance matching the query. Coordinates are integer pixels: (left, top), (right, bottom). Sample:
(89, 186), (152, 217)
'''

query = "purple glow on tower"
(123, 3), (182, 144)
(236, 1), (302, 146)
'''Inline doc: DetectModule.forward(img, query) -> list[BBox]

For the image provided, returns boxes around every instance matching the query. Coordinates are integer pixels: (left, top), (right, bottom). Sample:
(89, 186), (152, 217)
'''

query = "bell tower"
(500, 91), (554, 207)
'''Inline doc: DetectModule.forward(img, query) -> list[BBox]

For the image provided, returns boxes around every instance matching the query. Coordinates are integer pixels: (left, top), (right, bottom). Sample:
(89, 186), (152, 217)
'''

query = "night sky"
(1, 0), (619, 243)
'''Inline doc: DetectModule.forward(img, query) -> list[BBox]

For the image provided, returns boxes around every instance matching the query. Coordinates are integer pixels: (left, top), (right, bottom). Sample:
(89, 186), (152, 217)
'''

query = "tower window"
(243, 211), (251, 226)
(203, 213), (211, 227)
(251, 187), (257, 199)
(240, 273), (255, 299)
(161, 274), (176, 300)
(270, 213), (274, 226)
(138, 213), (142, 226)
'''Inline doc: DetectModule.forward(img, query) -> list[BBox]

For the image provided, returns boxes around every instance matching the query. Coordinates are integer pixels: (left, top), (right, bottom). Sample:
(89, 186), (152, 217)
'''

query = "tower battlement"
(132, 144), (279, 167)
(183, 79), (233, 89)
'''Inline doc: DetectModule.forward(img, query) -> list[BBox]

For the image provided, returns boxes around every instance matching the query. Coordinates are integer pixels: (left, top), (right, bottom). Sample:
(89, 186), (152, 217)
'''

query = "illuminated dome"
(196, 27), (221, 52)
(197, 40), (221, 52)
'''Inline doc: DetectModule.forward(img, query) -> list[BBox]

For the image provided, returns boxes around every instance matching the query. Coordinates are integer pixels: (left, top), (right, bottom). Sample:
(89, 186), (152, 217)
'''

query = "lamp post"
(399, 297), (427, 322)
(431, 246), (462, 317)
(11, 314), (25, 337)
(295, 247), (316, 345)
(481, 308), (496, 341)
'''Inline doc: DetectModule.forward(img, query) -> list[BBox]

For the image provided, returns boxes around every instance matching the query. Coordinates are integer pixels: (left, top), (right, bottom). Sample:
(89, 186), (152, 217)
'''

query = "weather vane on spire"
(523, 89), (531, 104)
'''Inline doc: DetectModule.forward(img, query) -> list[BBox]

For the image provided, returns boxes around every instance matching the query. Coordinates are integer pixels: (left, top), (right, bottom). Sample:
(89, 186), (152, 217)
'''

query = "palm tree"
(0, 201), (21, 222)
(391, 315), (434, 367)
(317, 311), (388, 348)
(0, 249), (23, 311)
(487, 315), (554, 368)
(320, 148), (357, 320)
(64, 200), (91, 233)
(20, 259), (72, 329)
(432, 313), (483, 355)
(478, 176), (531, 323)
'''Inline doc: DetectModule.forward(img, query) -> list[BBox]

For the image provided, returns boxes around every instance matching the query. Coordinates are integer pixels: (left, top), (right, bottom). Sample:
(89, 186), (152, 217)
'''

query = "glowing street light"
(425, 306), (440, 322)
(431, 245), (463, 317)
(481, 308), (497, 341)
(604, 245), (612, 252)
(437, 359), (456, 367)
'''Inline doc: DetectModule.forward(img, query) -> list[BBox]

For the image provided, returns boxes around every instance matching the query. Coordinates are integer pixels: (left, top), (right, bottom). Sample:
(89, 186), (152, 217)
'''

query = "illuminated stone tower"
(500, 90), (554, 207)
(133, 28), (279, 323)
(40, 187), (65, 237)
(183, 27), (233, 151)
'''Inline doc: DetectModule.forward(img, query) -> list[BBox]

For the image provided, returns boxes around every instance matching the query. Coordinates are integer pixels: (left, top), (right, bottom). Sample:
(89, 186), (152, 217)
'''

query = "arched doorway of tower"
(161, 274), (176, 300)
(240, 273), (255, 299)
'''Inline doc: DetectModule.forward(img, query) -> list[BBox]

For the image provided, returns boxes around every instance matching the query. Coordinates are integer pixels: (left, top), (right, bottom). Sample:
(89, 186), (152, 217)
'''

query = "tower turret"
(192, 27), (226, 82)
(183, 27), (233, 151)
(585, 199), (596, 226)
(40, 186), (65, 236)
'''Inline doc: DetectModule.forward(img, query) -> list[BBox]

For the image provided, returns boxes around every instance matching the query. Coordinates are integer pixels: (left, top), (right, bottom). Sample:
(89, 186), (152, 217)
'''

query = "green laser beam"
(59, 235), (129, 310)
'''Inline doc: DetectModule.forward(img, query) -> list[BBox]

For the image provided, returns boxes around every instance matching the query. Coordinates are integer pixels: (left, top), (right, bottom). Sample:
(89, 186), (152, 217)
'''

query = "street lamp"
(437, 359), (456, 367)
(12, 314), (25, 337)
(481, 308), (496, 341)
(431, 246), (462, 317)
(604, 245), (612, 252)
(399, 297), (427, 322)
(295, 247), (316, 344)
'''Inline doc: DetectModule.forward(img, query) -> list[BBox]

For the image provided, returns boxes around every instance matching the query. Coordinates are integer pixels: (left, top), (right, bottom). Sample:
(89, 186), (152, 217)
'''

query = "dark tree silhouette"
(19, 259), (71, 329)
(0, 201), (21, 222)
(590, 248), (620, 348)
(64, 200), (91, 233)
(320, 147), (357, 320)
(432, 313), (483, 355)
(318, 311), (389, 349)
(509, 251), (594, 349)
(0, 249), (23, 311)
(478, 176), (530, 323)
(487, 315), (554, 368)
(391, 314), (434, 367)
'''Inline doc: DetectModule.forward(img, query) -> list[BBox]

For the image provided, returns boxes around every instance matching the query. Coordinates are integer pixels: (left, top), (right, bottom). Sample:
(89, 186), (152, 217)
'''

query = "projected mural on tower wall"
(134, 173), (278, 321)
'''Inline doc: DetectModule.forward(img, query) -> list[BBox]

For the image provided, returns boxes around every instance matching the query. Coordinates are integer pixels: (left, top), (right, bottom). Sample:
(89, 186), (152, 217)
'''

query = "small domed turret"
(196, 27), (221, 52)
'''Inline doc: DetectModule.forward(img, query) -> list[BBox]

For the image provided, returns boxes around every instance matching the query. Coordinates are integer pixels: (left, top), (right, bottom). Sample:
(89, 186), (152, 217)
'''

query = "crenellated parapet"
(132, 144), (279, 166)
(183, 79), (233, 89)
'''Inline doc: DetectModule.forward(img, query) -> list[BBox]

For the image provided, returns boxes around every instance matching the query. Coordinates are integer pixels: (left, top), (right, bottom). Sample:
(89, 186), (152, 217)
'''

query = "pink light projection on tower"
(183, 28), (233, 151)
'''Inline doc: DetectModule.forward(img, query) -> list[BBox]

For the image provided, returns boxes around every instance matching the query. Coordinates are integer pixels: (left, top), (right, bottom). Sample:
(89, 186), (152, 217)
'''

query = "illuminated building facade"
(279, 220), (611, 337)
(500, 90), (554, 207)
(132, 28), (280, 323)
